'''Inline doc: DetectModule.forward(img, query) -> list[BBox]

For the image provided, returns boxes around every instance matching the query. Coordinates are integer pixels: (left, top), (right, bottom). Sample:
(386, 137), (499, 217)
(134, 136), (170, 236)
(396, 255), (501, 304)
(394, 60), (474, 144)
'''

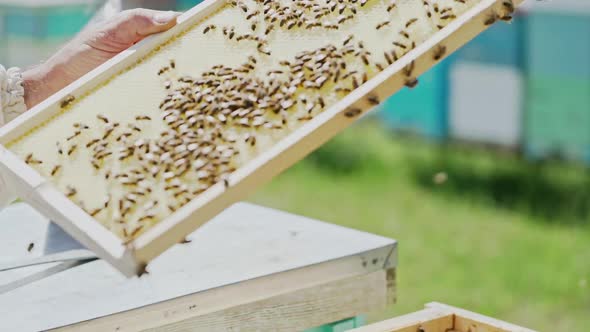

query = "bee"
(67, 144), (78, 156)
(239, 2), (248, 12)
(361, 54), (370, 66)
(67, 131), (81, 141)
(65, 186), (77, 198)
(25, 153), (42, 165)
(27, 242), (34, 252)
(86, 139), (100, 148)
(484, 12), (498, 26)
(403, 18), (417, 29)
(352, 76), (359, 89)
(157, 67), (169, 75)
(297, 115), (313, 122)
(97, 114), (109, 123)
(344, 108), (362, 118)
(393, 41), (407, 49)
(73, 123), (89, 130)
(246, 10), (258, 20)
(131, 226), (144, 237)
(135, 115), (151, 121)
(376, 21), (390, 30)
(51, 165), (62, 176)
(502, 0), (514, 12)
(440, 14), (456, 20)
(334, 86), (352, 93)
(129, 124), (142, 132)
(387, 2), (397, 12)
(170, 60), (176, 69)
(89, 207), (103, 217)
(405, 78), (419, 88)
(403, 61), (415, 77)
(433, 45), (447, 61)
(203, 24), (216, 34)
(367, 95), (380, 105)
(399, 30), (410, 39)
(102, 128), (114, 140)
(60, 95), (76, 108)
(384, 52), (394, 65)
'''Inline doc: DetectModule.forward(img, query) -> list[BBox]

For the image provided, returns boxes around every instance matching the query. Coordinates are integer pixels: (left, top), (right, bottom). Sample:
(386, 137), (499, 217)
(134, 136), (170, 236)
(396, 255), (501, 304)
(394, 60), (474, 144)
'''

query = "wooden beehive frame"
(351, 302), (537, 332)
(0, 0), (522, 276)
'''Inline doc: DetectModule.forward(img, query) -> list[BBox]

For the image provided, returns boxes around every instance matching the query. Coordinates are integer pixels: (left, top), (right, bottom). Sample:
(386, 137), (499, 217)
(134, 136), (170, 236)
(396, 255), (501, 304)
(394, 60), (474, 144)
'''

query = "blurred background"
(1, 0), (589, 330)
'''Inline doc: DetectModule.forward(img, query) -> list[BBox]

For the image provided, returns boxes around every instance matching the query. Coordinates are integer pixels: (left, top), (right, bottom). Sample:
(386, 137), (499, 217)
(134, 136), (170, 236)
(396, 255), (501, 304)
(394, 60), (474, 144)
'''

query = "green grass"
(251, 121), (590, 331)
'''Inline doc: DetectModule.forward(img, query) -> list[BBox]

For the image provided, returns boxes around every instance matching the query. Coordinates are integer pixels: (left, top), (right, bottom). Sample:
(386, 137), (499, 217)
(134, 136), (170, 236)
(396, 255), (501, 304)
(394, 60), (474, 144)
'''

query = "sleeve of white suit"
(0, 64), (26, 209)
(0, 64), (27, 126)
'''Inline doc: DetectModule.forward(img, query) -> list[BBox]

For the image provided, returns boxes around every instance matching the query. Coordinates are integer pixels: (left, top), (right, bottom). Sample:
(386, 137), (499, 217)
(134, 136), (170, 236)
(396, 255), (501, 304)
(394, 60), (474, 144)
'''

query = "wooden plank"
(56, 269), (391, 332)
(350, 308), (453, 332)
(426, 303), (538, 332)
(0, 202), (396, 331)
(351, 303), (537, 332)
(0, 0), (523, 275)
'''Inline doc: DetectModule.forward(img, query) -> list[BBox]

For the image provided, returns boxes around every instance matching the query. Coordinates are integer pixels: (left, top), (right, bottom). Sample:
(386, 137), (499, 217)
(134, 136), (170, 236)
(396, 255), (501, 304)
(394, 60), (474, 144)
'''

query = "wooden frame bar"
(351, 302), (537, 332)
(0, 0), (523, 276)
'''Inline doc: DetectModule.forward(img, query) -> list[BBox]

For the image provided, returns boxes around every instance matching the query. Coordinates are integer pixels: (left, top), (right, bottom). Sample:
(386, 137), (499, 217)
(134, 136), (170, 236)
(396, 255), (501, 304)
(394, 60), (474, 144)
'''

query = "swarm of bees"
(20, 0), (515, 241)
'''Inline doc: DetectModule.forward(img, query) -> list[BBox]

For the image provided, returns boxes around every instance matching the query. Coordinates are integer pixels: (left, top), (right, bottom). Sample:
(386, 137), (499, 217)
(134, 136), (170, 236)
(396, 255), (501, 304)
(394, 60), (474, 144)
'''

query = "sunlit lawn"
(251, 121), (590, 331)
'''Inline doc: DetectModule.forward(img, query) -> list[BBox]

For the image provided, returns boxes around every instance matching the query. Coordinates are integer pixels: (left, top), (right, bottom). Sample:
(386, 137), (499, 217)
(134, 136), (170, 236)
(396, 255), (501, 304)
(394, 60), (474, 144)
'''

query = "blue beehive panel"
(3, 5), (93, 40)
(377, 61), (448, 139)
(45, 6), (93, 39)
(526, 12), (590, 79)
(525, 75), (590, 162)
(177, 0), (205, 11)
(454, 16), (523, 67)
(3, 7), (43, 38)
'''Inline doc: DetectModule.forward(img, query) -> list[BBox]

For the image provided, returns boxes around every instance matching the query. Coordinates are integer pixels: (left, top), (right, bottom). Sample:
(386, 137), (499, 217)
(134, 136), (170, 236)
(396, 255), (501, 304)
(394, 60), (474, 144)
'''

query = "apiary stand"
(0, 202), (397, 332)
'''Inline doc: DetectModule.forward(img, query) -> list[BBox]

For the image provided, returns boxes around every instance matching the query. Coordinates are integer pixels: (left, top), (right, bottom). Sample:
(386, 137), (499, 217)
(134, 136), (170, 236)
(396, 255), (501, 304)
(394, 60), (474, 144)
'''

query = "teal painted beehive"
(1, 1), (96, 67)
(524, 6), (590, 162)
(377, 60), (449, 140)
(177, 0), (204, 11)
(525, 75), (590, 162)
(454, 13), (524, 68)
(526, 11), (590, 79)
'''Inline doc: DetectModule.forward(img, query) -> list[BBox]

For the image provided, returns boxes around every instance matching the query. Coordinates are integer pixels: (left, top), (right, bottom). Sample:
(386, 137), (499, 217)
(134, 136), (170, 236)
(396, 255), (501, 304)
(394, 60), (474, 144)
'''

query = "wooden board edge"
(132, 0), (522, 265)
(29, 183), (137, 276)
(49, 253), (395, 331)
(425, 302), (539, 332)
(350, 308), (454, 332)
(0, 143), (136, 275)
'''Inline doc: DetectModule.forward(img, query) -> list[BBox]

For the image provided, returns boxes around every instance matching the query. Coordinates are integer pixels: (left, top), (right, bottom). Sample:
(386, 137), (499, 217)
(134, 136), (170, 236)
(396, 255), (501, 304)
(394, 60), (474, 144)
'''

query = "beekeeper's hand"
(22, 9), (180, 109)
